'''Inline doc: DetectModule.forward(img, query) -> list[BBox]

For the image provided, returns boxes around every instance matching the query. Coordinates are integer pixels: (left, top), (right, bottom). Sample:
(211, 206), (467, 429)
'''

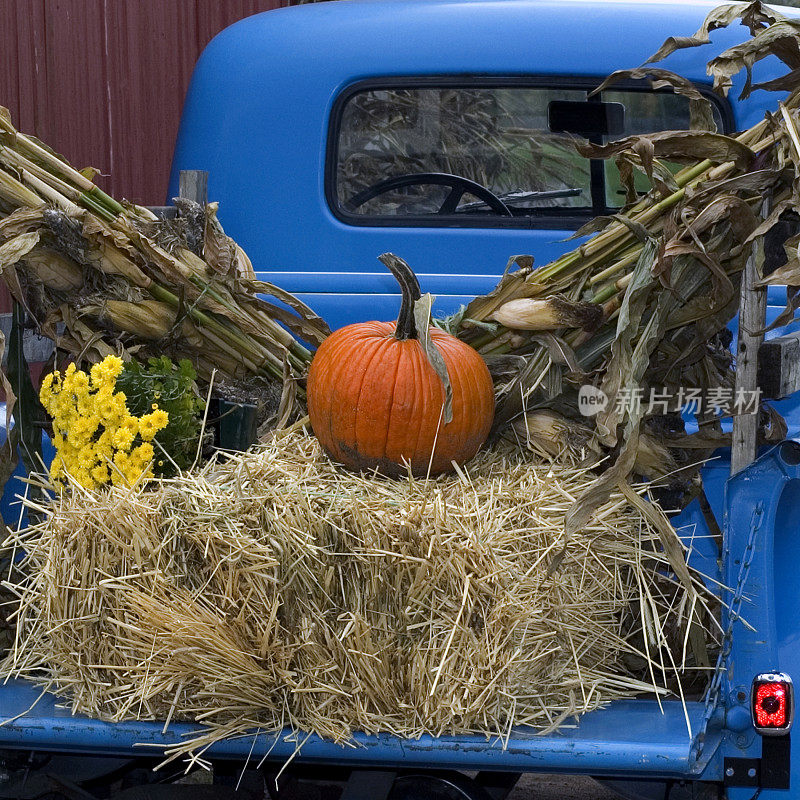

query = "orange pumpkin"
(307, 254), (494, 476)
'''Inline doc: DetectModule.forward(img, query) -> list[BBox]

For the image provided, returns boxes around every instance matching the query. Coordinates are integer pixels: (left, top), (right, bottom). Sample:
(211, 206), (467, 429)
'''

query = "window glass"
(603, 90), (723, 206)
(333, 84), (724, 223)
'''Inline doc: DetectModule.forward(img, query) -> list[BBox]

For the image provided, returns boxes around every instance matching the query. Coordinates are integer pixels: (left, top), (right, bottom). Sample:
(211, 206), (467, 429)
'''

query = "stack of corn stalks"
(437, 1), (800, 528)
(0, 106), (329, 393)
(1, 431), (715, 761)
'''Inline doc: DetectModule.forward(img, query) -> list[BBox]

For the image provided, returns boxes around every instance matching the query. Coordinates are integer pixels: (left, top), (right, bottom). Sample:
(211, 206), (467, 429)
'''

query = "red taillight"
(755, 683), (787, 727)
(752, 673), (794, 734)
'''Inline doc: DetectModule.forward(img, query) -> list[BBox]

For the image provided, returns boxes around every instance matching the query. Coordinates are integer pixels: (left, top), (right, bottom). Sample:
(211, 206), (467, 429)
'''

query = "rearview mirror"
(548, 100), (625, 137)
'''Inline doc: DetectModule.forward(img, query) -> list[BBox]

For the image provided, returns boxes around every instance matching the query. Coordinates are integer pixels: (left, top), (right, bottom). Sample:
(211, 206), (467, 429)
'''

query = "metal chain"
(694, 502), (764, 759)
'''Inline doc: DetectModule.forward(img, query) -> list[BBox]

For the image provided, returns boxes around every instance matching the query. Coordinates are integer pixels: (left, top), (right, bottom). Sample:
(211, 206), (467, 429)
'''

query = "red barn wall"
(1, 0), (288, 207)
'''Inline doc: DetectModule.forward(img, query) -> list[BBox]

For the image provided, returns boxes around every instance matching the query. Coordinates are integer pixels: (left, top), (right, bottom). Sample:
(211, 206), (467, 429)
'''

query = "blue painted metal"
(715, 444), (800, 798)
(169, 0), (795, 330)
(0, 679), (715, 777)
(295, 293), (475, 334)
(0, 404), (54, 529)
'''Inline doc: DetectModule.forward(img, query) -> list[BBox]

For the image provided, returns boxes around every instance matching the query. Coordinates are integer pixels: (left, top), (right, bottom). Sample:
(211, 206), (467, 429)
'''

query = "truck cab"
(168, 0), (772, 332)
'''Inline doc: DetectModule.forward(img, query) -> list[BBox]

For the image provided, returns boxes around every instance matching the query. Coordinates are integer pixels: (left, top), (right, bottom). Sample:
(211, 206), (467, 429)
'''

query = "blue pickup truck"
(2, 1), (800, 798)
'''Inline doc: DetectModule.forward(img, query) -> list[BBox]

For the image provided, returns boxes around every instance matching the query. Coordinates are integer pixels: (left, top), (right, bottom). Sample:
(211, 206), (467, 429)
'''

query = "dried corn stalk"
(435, 0), (800, 528)
(0, 107), (330, 395)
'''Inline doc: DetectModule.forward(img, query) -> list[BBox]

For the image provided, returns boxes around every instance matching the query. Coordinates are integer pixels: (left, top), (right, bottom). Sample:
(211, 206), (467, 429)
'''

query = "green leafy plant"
(116, 357), (205, 476)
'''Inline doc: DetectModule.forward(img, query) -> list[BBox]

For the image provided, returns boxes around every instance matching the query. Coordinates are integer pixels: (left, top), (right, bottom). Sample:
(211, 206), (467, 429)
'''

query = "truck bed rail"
(0, 680), (720, 779)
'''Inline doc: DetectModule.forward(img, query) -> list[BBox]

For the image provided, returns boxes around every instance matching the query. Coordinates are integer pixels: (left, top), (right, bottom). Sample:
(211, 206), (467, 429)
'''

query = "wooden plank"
(4, 1), (290, 206)
(106, 0), (278, 204)
(0, 2), (21, 128)
(3, 0), (48, 135)
(43, 0), (111, 186)
(195, 0), (283, 52)
(758, 332), (800, 400)
(179, 170), (209, 205)
(731, 198), (770, 475)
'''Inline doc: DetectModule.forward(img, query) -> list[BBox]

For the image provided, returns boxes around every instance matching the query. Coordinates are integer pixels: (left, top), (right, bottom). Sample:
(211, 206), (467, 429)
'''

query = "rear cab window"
(328, 79), (729, 228)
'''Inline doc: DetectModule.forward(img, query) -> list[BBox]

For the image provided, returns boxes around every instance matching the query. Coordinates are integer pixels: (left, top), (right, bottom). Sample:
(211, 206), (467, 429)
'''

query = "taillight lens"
(752, 673), (794, 734)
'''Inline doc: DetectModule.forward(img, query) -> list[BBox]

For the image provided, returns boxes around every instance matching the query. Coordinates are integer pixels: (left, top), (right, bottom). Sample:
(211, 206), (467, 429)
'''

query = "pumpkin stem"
(379, 252), (422, 340)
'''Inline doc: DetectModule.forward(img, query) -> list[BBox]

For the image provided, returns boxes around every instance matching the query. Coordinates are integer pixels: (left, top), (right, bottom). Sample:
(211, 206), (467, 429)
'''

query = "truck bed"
(5, 300), (798, 785)
(0, 442), (733, 783)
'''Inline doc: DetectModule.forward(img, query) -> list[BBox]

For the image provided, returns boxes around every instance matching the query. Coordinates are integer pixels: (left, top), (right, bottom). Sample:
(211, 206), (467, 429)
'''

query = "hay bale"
(1, 432), (714, 760)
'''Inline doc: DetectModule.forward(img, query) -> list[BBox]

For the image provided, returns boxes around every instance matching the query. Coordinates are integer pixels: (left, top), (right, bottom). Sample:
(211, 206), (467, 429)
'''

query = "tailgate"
(0, 680), (720, 779)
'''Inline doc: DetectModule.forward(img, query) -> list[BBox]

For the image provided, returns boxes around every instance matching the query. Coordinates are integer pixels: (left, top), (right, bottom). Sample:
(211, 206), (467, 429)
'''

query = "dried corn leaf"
(249, 280), (331, 345)
(742, 198), (794, 247)
(22, 248), (84, 292)
(235, 245), (255, 281)
(0, 232), (39, 272)
(592, 67), (717, 132)
(595, 239), (658, 446)
(80, 216), (151, 287)
(578, 131), (754, 169)
(0, 207), (43, 238)
(0, 105), (13, 133)
(413, 291), (453, 424)
(752, 69), (800, 94)
(709, 21), (800, 97)
(56, 304), (119, 362)
(644, 1), (785, 65)
(686, 168), (788, 205)
(460, 255), (537, 323)
(203, 202), (238, 277)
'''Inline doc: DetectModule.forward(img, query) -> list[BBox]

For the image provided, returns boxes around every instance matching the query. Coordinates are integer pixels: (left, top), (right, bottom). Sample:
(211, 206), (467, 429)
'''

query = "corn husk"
(21, 249), (84, 292)
(509, 409), (598, 462)
(0, 107), (329, 397)
(85, 299), (178, 341)
(491, 296), (603, 332)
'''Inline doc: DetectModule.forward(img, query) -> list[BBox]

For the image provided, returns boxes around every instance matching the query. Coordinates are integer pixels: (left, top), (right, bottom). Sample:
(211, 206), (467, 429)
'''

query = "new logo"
(578, 385), (608, 416)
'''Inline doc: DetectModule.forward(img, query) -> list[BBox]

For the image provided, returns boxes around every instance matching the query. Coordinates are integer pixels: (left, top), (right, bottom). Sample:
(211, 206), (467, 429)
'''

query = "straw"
(1, 432), (716, 763)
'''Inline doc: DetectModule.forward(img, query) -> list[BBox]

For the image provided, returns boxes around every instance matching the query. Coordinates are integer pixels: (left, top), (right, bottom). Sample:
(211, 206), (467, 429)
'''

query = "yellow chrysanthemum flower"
(40, 355), (169, 490)
(91, 463), (109, 485)
(112, 426), (136, 451)
(138, 409), (169, 442)
(130, 442), (154, 465)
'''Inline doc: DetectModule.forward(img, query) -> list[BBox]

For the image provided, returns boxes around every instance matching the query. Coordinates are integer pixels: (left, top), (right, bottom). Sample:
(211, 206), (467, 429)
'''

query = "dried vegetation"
(0, 108), (328, 403)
